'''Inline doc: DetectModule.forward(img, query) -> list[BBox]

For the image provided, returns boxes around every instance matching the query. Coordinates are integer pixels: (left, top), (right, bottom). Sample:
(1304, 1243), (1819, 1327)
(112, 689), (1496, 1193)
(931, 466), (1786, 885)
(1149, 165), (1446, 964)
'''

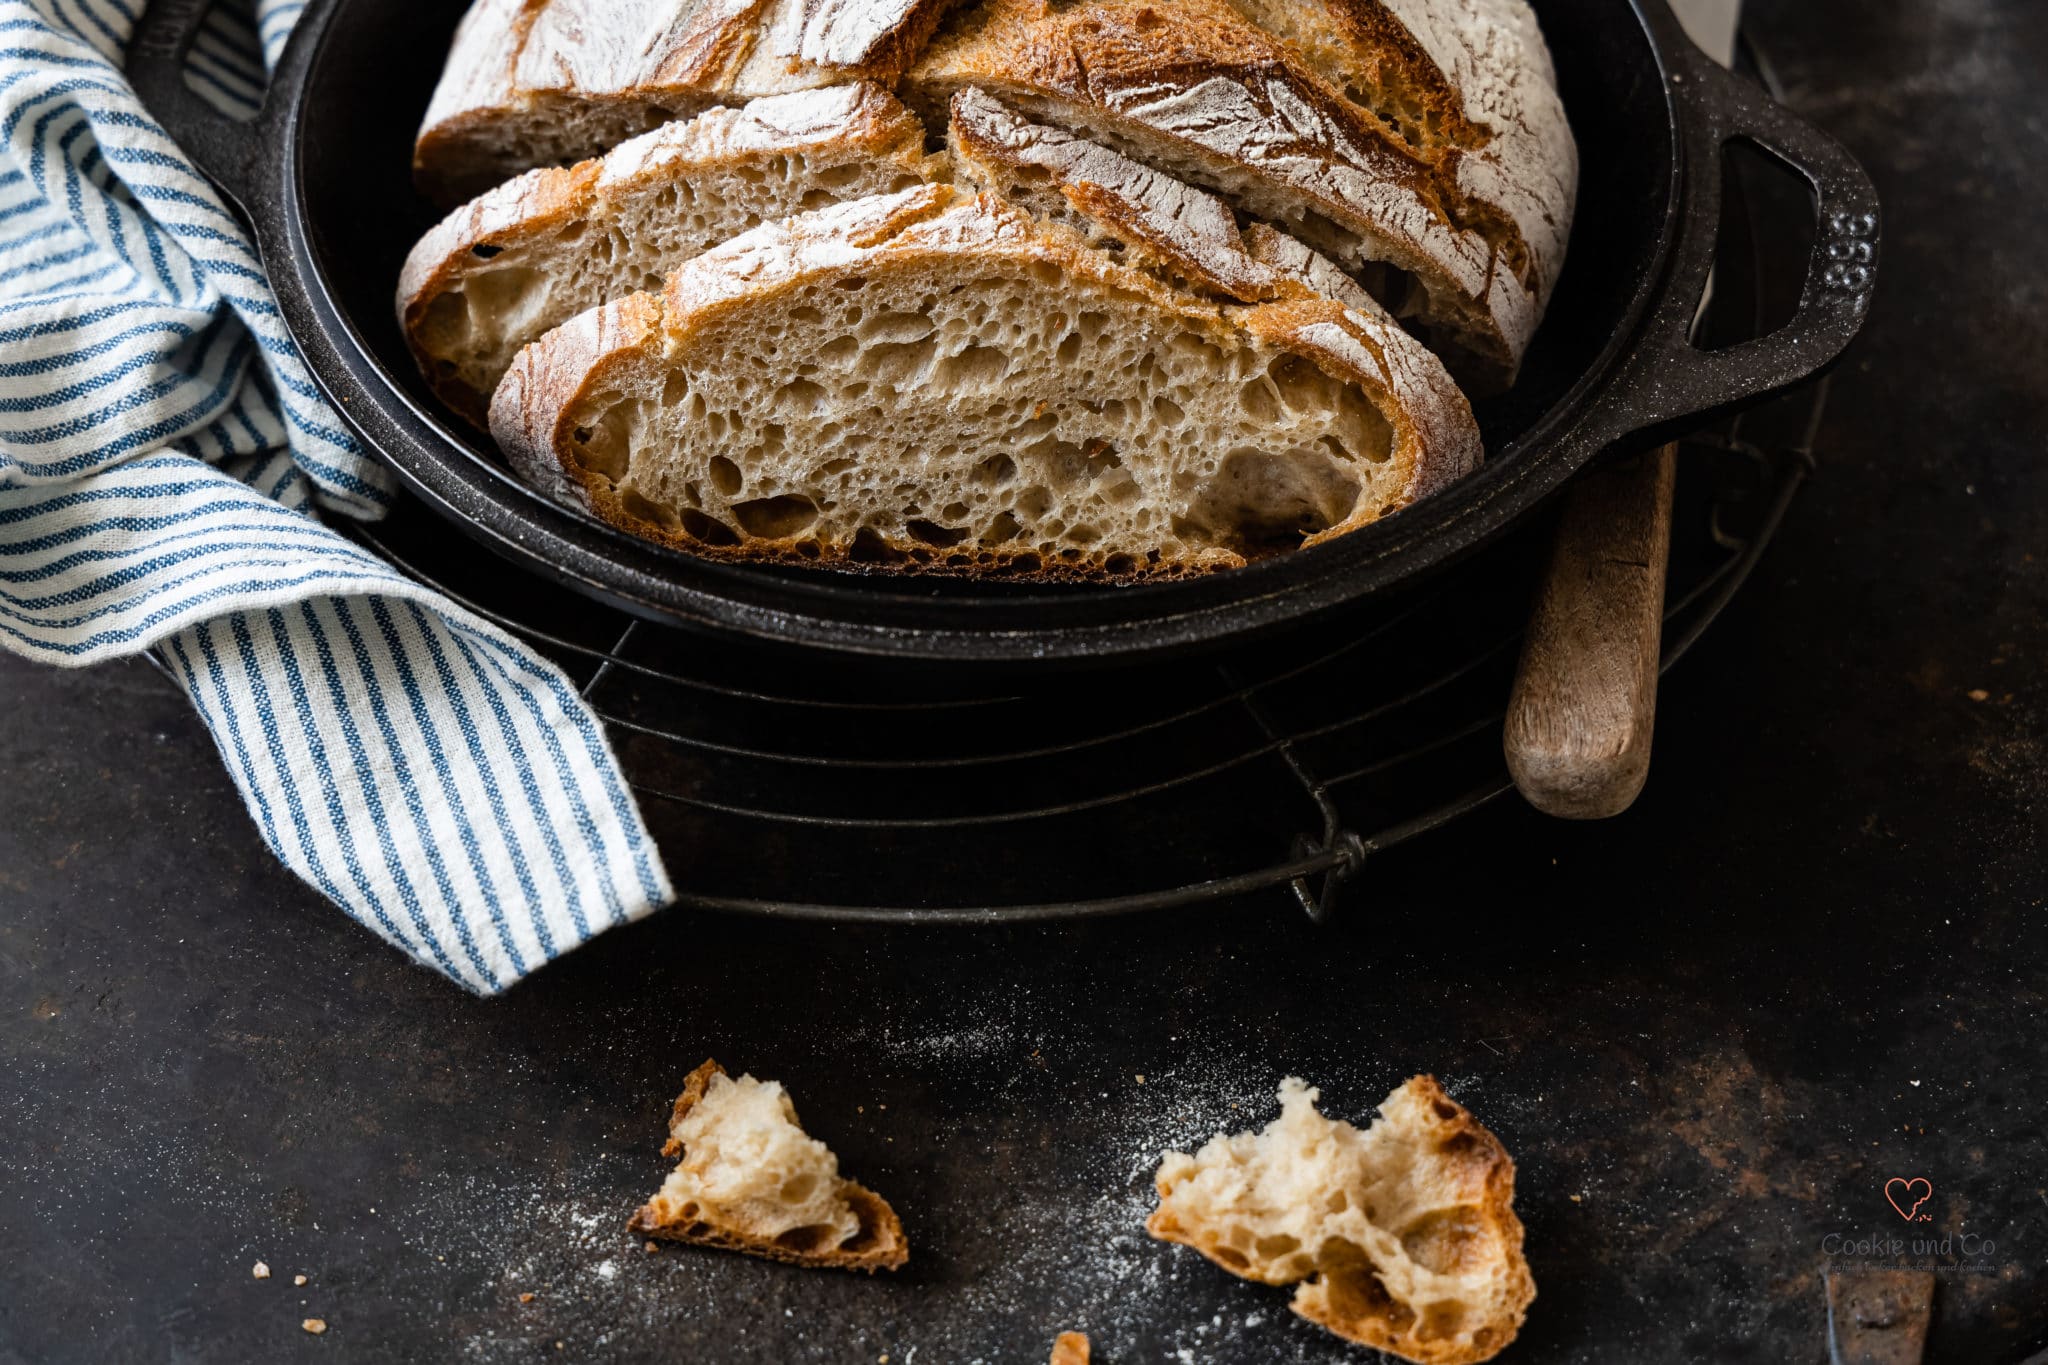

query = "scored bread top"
(399, 84), (944, 423)
(628, 1059), (909, 1271)
(416, 0), (964, 204)
(490, 184), (1481, 576)
(1149, 1075), (1533, 1365)
(909, 0), (1553, 388)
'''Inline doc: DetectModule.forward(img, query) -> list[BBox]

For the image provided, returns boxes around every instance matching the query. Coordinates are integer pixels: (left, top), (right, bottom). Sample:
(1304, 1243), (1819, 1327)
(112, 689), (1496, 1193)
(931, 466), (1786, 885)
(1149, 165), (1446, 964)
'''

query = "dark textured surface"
(5, 1), (2048, 1362)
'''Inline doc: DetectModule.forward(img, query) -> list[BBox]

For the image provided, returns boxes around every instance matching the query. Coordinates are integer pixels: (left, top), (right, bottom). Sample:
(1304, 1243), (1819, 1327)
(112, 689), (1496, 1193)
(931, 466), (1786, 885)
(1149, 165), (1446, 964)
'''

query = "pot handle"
(1586, 34), (1880, 452)
(126, 0), (275, 219)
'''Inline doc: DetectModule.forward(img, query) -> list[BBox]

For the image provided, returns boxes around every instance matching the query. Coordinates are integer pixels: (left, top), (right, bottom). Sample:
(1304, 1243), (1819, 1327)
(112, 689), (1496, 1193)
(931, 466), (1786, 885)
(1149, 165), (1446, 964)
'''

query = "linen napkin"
(0, 0), (674, 993)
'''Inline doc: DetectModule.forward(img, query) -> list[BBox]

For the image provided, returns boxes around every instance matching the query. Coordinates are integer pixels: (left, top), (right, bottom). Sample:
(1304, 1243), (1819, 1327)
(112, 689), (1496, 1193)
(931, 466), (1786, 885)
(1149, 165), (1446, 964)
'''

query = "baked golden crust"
(414, 0), (968, 205)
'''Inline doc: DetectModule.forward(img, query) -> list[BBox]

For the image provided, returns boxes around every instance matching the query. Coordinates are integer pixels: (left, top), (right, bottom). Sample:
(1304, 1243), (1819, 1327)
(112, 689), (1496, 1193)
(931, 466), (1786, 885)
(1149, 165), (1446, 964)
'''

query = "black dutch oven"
(127, 0), (1879, 664)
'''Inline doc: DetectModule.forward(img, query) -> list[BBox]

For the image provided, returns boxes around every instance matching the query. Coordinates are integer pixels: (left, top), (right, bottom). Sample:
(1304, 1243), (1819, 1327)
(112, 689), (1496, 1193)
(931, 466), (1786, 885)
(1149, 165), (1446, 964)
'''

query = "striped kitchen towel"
(0, 0), (674, 992)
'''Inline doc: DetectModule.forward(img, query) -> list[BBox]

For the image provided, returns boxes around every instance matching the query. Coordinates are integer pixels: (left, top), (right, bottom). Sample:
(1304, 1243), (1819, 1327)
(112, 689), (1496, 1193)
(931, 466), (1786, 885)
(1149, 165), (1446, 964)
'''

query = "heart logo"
(1885, 1177), (1933, 1221)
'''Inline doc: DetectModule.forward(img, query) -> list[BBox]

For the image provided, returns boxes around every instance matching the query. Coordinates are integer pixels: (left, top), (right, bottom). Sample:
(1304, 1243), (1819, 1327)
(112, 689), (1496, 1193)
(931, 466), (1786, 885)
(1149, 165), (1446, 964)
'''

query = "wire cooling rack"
(340, 389), (1821, 924)
(149, 33), (1826, 925)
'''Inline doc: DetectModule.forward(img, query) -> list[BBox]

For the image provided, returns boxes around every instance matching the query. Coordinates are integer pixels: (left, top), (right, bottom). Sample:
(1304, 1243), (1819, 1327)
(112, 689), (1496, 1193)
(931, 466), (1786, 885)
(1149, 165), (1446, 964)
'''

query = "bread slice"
(1049, 1331), (1090, 1364)
(951, 85), (1380, 315)
(399, 84), (945, 426)
(414, 0), (964, 206)
(908, 0), (1552, 389)
(1214, 0), (1575, 322)
(490, 184), (1482, 577)
(1148, 1076), (1533, 1365)
(626, 1059), (908, 1271)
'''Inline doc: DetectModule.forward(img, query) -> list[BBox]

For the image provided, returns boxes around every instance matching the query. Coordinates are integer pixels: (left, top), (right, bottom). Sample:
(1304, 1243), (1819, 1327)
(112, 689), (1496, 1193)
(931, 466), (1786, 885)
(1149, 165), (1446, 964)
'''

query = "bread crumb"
(520, 1292), (535, 1304)
(1135, 1075), (1146, 1084)
(294, 1275), (308, 1287)
(251, 1262), (270, 1279)
(1969, 688), (1990, 701)
(644, 1240), (659, 1253)
(302, 1319), (327, 1335)
(1051, 1331), (1091, 1364)
(1569, 1194), (1582, 1203)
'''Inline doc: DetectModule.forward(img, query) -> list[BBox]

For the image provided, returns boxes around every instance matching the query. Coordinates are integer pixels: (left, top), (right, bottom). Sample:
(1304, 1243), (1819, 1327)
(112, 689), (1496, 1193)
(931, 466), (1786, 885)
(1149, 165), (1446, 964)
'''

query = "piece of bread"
(1147, 1076), (1533, 1365)
(398, 84), (945, 426)
(626, 1059), (908, 1271)
(490, 184), (1482, 578)
(414, 0), (965, 206)
(1049, 1331), (1090, 1364)
(1213, 0), (1575, 325)
(950, 85), (1380, 315)
(908, 0), (1566, 389)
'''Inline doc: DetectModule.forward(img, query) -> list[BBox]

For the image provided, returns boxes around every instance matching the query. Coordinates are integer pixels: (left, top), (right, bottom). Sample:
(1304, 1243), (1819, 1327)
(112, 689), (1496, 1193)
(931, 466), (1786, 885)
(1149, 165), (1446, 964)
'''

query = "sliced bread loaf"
(399, 84), (944, 425)
(414, 0), (964, 205)
(627, 1059), (908, 1271)
(489, 185), (1482, 577)
(1149, 1075), (1533, 1365)
(909, 0), (1560, 389)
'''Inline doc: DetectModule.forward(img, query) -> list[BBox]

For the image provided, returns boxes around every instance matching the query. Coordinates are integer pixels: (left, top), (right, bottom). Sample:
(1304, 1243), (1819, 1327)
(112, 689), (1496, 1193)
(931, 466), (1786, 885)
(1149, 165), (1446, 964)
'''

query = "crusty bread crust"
(399, 84), (943, 425)
(415, 0), (967, 206)
(1147, 1075), (1532, 1365)
(627, 1060), (909, 1272)
(909, 0), (1546, 387)
(489, 185), (1480, 579)
(1218, 0), (1576, 320)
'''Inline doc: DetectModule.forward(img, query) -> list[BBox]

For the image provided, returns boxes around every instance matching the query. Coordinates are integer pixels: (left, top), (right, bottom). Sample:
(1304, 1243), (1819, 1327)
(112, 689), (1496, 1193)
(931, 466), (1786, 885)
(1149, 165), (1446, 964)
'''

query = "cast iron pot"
(126, 0), (1878, 664)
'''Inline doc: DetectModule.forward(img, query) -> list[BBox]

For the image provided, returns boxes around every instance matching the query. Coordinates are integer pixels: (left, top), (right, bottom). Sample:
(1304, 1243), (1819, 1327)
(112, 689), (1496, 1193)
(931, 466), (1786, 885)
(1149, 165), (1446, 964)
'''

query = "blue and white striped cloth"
(0, 0), (674, 992)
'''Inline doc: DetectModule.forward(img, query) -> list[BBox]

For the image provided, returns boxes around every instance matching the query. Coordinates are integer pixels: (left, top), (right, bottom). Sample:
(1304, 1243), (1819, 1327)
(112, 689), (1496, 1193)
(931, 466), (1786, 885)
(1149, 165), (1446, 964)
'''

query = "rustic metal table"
(4, 1), (2046, 1361)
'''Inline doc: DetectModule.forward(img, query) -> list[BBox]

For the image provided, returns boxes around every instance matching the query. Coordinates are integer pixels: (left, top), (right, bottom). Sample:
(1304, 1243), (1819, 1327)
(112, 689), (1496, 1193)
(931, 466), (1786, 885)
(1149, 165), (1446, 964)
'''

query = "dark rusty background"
(4, 0), (2047, 1361)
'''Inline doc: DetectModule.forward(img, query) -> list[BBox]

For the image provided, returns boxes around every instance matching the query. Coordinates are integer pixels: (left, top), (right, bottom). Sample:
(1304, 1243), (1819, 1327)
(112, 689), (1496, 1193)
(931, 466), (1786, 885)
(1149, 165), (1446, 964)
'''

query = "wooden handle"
(1504, 444), (1677, 819)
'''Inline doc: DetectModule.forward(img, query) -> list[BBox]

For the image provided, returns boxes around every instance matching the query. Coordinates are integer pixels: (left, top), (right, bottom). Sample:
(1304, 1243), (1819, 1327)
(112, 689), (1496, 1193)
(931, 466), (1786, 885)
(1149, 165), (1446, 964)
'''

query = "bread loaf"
(627, 1059), (908, 1271)
(399, 84), (944, 425)
(1148, 1075), (1533, 1365)
(490, 185), (1481, 577)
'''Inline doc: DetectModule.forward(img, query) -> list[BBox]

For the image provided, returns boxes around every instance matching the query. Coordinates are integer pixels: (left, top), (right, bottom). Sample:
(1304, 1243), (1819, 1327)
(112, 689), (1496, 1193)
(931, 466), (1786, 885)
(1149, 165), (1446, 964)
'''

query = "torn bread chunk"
(1148, 1076), (1533, 1365)
(627, 1059), (908, 1271)
(414, 0), (964, 205)
(909, 0), (1557, 389)
(489, 185), (1482, 578)
(399, 84), (945, 425)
